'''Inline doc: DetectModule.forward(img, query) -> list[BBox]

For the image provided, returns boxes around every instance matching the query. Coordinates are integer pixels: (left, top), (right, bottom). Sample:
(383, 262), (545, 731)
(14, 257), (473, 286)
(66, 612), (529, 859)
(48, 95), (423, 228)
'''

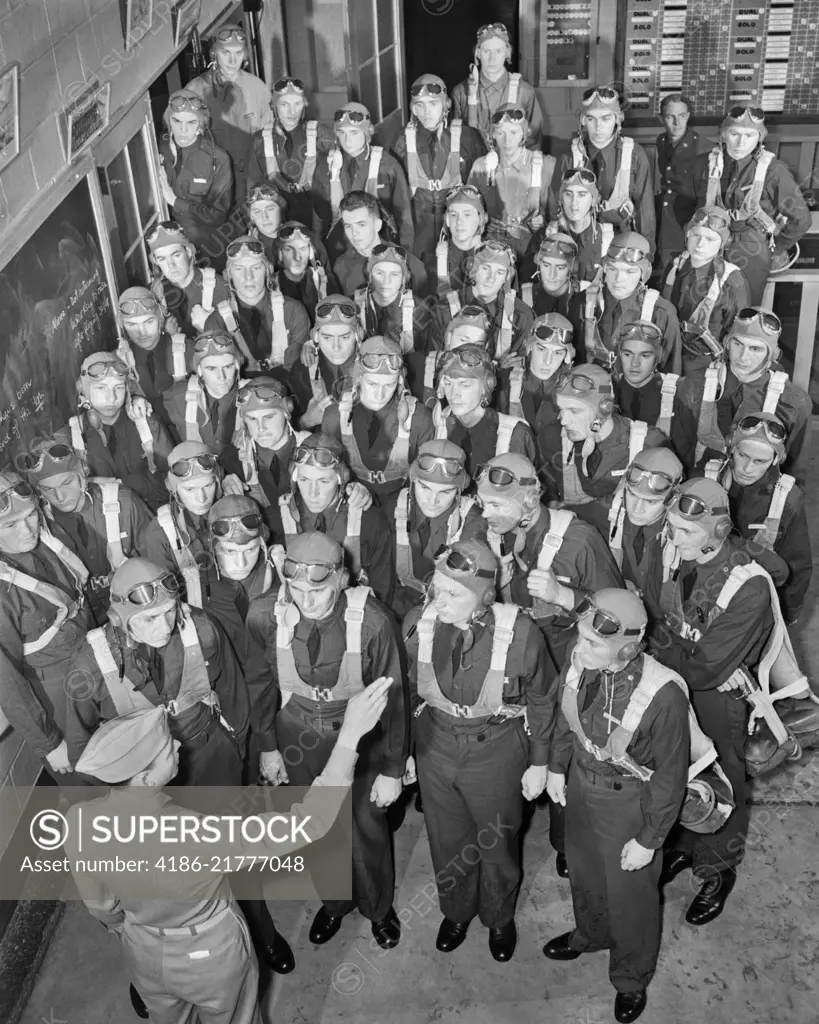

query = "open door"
(347, 0), (405, 146)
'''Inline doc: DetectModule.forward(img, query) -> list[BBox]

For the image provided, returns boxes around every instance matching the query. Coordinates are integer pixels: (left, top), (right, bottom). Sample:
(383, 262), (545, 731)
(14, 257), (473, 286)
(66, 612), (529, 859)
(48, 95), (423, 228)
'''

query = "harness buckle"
(428, 179), (444, 192)
(451, 703), (474, 718)
(101, 501), (121, 517)
(310, 686), (336, 702)
(87, 574), (110, 591)
(368, 469), (388, 485)
(344, 608), (365, 624)
(166, 699), (180, 717)
(492, 626), (515, 645)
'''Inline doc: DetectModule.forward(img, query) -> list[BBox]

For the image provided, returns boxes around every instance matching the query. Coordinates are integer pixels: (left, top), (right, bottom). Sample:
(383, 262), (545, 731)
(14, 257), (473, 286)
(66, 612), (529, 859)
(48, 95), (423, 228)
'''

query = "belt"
(142, 905), (233, 937)
(573, 759), (644, 790)
(426, 706), (521, 740)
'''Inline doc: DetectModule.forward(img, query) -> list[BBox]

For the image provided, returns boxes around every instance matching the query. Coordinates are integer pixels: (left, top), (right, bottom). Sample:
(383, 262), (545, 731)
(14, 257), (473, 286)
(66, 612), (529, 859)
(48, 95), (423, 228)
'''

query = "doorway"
(402, 0), (520, 93)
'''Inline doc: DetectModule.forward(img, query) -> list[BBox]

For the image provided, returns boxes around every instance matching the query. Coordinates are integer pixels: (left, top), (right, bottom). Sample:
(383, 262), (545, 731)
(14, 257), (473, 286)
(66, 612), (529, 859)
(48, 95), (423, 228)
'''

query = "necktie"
(681, 566), (697, 605)
(106, 424), (117, 459)
(265, 453), (280, 488)
(314, 512), (326, 533)
(76, 516), (90, 554)
(306, 624), (321, 667)
(146, 350), (157, 385)
(451, 630), (464, 678)
(417, 517), (431, 557)
(429, 132), (438, 172)
(633, 529), (645, 565)
(366, 410), (380, 449)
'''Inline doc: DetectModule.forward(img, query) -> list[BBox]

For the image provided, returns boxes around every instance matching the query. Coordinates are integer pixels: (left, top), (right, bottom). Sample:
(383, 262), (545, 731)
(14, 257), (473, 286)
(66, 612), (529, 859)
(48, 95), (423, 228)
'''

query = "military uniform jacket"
(158, 135), (233, 255)
(655, 128), (703, 258)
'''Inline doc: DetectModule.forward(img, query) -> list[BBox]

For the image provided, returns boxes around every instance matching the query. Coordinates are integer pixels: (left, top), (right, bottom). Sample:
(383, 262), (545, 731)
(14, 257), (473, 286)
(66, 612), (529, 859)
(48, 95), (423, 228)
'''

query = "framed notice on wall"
(0, 171), (117, 466)
(539, 0), (597, 85)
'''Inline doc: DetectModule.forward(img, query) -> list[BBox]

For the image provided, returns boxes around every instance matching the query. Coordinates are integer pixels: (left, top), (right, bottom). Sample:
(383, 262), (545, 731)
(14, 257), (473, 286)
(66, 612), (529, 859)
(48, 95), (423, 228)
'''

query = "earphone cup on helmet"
(480, 586), (495, 607)
(713, 517), (732, 541)
(618, 639), (643, 663)
(598, 397), (615, 417)
(337, 464), (351, 487)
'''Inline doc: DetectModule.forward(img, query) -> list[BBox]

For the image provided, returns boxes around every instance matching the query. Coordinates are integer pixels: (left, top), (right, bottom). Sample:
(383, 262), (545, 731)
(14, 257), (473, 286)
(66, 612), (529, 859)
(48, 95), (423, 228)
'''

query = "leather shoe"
(542, 931), (581, 961)
(436, 917), (470, 953)
(614, 990), (647, 1023)
(685, 869), (736, 926)
(659, 851), (692, 887)
(130, 984), (149, 1019)
(260, 929), (296, 974)
(488, 921), (517, 962)
(309, 907), (344, 945)
(371, 907), (401, 950)
(555, 852), (569, 878)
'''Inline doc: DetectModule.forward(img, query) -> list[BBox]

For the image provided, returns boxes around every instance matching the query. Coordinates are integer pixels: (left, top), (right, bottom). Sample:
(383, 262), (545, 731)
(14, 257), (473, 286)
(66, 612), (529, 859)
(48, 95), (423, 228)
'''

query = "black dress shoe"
(371, 907), (401, 950)
(436, 917), (470, 953)
(685, 869), (736, 926)
(488, 921), (517, 962)
(555, 852), (569, 878)
(659, 851), (692, 887)
(542, 931), (582, 961)
(130, 983), (149, 1019)
(614, 990), (647, 1023)
(309, 907), (344, 945)
(260, 929), (296, 973)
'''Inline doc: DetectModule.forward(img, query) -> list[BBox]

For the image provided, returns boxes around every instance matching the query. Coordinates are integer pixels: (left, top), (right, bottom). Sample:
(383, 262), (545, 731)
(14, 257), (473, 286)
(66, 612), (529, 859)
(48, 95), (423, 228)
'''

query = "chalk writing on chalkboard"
(0, 174), (116, 466)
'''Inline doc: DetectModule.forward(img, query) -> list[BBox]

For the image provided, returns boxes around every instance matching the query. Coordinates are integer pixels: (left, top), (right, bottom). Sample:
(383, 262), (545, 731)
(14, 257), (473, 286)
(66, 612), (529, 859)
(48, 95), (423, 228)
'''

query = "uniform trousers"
(122, 904), (261, 1024)
(565, 761), (662, 993)
(276, 696), (394, 922)
(670, 687), (748, 874)
(415, 710), (528, 928)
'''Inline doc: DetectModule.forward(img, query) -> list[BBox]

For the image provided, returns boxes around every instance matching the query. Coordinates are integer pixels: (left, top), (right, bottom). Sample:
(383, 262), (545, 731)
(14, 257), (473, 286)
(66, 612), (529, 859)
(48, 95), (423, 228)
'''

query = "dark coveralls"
(659, 255), (750, 373)
(615, 371), (676, 433)
(74, 409), (173, 513)
(218, 430), (300, 541)
(617, 516), (666, 629)
(549, 654), (689, 992)
(158, 136), (233, 268)
(231, 291), (311, 373)
(497, 367), (561, 472)
(726, 467), (812, 624)
(312, 146), (415, 257)
(523, 223), (609, 285)
(554, 137), (656, 252)
(391, 120), (486, 258)
(422, 239), (480, 300)
(49, 483), (153, 624)
(165, 379), (239, 455)
(278, 261), (341, 322)
(0, 534), (94, 784)
(403, 605), (558, 927)
(691, 146), (811, 304)
(287, 351), (356, 423)
(151, 270), (233, 339)
(671, 364), (813, 487)
(333, 246), (430, 299)
(436, 406), (537, 482)
(654, 128), (702, 273)
(646, 537), (786, 874)
(427, 285), (534, 358)
(125, 331), (196, 436)
(138, 504), (210, 606)
(451, 71), (544, 151)
(246, 587), (408, 922)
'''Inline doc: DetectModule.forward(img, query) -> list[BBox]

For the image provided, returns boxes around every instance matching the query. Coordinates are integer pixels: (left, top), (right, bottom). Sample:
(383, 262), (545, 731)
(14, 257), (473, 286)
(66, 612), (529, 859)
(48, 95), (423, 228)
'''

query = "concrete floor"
(16, 437), (819, 1024)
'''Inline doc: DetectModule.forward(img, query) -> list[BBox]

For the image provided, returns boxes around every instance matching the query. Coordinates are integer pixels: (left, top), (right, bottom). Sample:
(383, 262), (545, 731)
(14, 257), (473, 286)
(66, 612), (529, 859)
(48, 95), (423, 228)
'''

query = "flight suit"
(152, 269), (233, 339)
(672, 364), (813, 487)
(138, 504), (210, 609)
(72, 409), (173, 514)
(549, 654), (690, 992)
(246, 586), (408, 923)
(404, 603), (558, 926)
(165, 378), (239, 455)
(422, 239), (479, 300)
(334, 246), (430, 299)
(123, 331), (196, 436)
(230, 290), (311, 372)
(158, 136), (233, 267)
(433, 405), (538, 482)
(451, 71), (544, 150)
(615, 372), (677, 435)
(522, 222), (610, 285)
(392, 120), (486, 258)
(427, 284), (534, 357)
(497, 367), (562, 469)
(218, 430), (302, 541)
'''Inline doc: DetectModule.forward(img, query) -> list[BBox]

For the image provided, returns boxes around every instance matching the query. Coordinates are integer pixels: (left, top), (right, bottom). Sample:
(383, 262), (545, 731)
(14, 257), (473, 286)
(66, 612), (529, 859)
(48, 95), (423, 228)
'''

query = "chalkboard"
(0, 174), (116, 467)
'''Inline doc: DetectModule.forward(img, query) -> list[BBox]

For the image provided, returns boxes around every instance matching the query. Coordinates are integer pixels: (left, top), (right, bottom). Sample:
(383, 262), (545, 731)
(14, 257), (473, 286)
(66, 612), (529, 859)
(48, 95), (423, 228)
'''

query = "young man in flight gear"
(158, 91), (233, 266)
(451, 23), (543, 150)
(322, 335), (434, 514)
(432, 344), (537, 478)
(426, 184), (489, 298)
(288, 295), (363, 425)
(468, 104), (555, 257)
(246, 77), (335, 228)
(645, 478), (792, 925)
(545, 589), (691, 1024)
(22, 431), (152, 625)
(391, 440), (480, 619)
(497, 313), (574, 467)
(147, 220), (233, 338)
(244, 181), (291, 262)
(613, 320), (680, 434)
(660, 205), (750, 373)
(222, 234), (311, 372)
(0, 471), (94, 783)
(333, 190), (430, 298)
(71, 351), (174, 513)
(138, 441), (221, 609)
(430, 239), (534, 362)
(354, 242), (427, 354)
(556, 88), (655, 248)
(519, 232), (585, 318)
(579, 231), (681, 374)
(68, 684), (391, 1022)
(548, 362), (666, 535)
(692, 105), (810, 304)
(392, 74), (486, 259)
(703, 412), (812, 625)
(654, 94), (702, 275)
(274, 219), (339, 320)
(671, 306), (812, 487)
(279, 433), (394, 607)
(165, 331), (243, 454)
(246, 532), (409, 950)
(403, 538), (557, 961)
(313, 102), (414, 257)
(185, 24), (272, 205)
(116, 285), (195, 430)
(606, 446), (684, 627)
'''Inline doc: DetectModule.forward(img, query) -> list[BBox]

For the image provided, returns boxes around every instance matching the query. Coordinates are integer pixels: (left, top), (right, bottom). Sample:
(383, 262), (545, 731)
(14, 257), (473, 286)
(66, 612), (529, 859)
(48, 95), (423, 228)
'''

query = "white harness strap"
(628, 419), (649, 464)
(536, 508), (574, 571)
(86, 627), (155, 715)
(400, 292), (415, 354)
(200, 268), (217, 312)
(157, 505), (203, 609)
(521, 282), (534, 308)
(762, 371), (787, 415)
(507, 73), (521, 107)
(752, 474), (795, 550)
(496, 289), (516, 359)
(269, 290), (289, 367)
(640, 287), (659, 323)
(495, 413), (525, 456)
(599, 222), (614, 256)
(507, 367), (525, 417)
(262, 126), (278, 178)
(603, 137), (634, 214)
(91, 477), (126, 570)
(446, 290), (461, 319)
(184, 378), (203, 442)
(69, 416), (86, 454)
(436, 239), (449, 291)
(657, 374), (679, 434)
(171, 333), (188, 381)
(366, 147), (383, 198)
